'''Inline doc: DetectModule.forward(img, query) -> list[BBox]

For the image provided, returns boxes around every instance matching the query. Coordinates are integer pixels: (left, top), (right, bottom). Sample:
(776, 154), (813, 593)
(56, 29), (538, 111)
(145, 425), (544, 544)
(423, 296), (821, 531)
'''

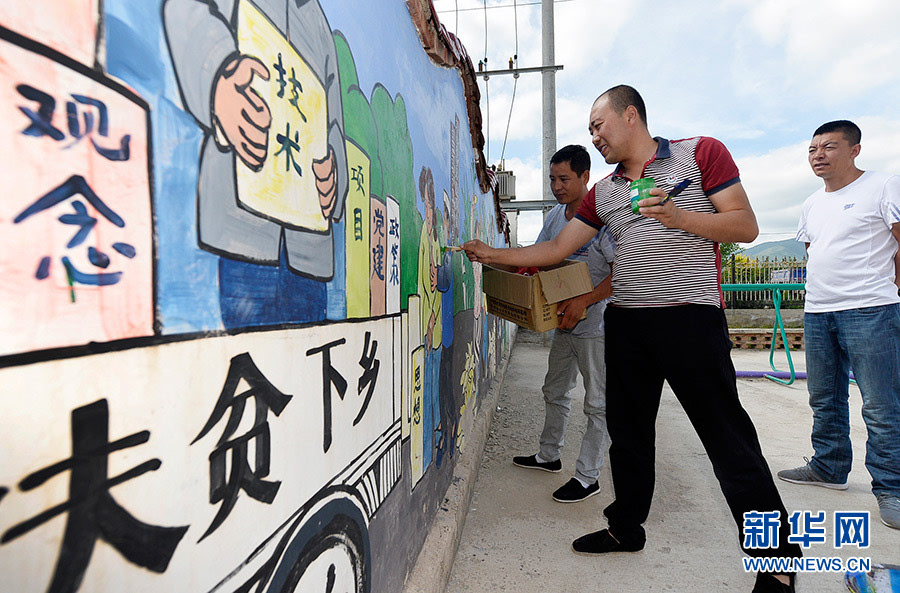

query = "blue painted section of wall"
(100, 0), (499, 356)
(105, 1), (222, 331)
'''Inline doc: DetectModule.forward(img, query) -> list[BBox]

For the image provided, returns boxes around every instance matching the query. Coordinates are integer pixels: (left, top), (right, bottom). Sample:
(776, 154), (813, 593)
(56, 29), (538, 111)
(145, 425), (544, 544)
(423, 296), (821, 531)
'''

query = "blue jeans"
(805, 304), (900, 496)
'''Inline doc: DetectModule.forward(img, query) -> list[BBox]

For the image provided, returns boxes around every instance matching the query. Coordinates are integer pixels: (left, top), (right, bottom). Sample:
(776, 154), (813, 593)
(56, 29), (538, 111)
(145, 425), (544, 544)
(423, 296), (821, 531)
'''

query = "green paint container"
(629, 177), (655, 214)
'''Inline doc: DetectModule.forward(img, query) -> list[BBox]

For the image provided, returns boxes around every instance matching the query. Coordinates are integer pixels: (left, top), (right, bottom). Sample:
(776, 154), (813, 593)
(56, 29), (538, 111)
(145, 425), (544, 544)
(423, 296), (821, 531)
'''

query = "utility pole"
(541, 0), (556, 204)
(477, 1), (562, 239)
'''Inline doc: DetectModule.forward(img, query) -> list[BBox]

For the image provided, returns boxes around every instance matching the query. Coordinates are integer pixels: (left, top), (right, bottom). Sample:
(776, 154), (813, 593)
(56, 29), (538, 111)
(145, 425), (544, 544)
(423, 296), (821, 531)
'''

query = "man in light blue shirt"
(512, 145), (615, 503)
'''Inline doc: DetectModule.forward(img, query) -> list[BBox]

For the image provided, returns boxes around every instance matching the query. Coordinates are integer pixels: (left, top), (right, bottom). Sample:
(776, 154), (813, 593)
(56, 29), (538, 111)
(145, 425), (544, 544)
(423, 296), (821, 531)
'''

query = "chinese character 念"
(14, 175), (137, 292)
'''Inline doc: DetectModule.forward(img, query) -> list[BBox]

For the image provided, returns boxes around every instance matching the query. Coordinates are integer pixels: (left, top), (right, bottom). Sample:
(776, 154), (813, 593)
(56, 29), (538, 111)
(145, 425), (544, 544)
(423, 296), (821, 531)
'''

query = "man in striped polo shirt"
(462, 85), (801, 593)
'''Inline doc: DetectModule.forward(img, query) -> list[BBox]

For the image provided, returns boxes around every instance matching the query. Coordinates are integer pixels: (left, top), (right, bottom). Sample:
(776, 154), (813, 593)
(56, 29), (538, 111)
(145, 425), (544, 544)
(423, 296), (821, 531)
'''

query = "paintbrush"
(657, 178), (692, 206)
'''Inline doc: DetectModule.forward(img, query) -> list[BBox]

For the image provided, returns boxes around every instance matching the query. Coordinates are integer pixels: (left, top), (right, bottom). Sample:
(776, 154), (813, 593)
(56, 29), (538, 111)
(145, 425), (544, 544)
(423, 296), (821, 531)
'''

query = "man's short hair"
(550, 144), (591, 176)
(597, 85), (647, 126)
(813, 120), (861, 145)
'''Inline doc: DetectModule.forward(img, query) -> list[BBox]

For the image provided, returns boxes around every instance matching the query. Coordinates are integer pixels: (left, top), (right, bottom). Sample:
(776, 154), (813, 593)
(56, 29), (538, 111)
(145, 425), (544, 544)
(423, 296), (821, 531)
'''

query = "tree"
(720, 242), (743, 260)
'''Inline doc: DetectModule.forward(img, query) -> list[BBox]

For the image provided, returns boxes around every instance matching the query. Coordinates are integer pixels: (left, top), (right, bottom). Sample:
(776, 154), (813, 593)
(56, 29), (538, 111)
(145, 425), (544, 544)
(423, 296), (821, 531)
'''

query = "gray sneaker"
(877, 493), (900, 529)
(777, 458), (848, 490)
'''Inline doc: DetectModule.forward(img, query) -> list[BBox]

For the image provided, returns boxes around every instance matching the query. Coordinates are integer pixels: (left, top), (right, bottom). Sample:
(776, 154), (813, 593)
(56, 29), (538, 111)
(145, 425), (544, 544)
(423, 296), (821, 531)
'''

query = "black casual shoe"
(512, 454), (562, 473)
(571, 529), (644, 555)
(751, 571), (795, 593)
(552, 478), (600, 503)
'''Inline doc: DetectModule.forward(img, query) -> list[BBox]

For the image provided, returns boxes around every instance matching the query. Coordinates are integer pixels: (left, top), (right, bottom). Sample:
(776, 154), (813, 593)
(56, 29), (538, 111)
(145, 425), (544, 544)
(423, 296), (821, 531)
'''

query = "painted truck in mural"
(0, 1), (509, 592)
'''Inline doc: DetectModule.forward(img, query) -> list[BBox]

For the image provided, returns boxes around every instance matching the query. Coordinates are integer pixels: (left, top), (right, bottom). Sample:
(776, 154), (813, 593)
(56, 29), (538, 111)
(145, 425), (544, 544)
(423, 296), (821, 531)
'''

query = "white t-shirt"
(797, 170), (900, 312)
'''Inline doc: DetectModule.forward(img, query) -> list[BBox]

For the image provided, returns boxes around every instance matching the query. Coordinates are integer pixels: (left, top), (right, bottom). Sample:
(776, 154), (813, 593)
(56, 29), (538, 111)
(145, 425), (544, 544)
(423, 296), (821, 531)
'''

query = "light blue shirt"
(536, 203), (615, 338)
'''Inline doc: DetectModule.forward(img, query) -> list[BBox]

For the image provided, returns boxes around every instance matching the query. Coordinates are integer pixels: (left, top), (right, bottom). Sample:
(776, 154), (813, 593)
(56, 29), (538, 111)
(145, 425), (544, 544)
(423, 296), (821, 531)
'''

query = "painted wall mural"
(0, 2), (511, 592)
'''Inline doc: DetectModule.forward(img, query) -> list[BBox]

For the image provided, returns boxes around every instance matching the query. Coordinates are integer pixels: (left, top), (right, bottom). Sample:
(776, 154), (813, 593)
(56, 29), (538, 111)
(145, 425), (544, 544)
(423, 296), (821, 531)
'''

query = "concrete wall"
(0, 2), (511, 592)
(725, 308), (805, 328)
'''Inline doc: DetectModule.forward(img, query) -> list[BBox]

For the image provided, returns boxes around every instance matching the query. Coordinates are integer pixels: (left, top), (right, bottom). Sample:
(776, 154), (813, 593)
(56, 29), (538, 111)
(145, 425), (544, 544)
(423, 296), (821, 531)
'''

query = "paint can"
(629, 178), (655, 214)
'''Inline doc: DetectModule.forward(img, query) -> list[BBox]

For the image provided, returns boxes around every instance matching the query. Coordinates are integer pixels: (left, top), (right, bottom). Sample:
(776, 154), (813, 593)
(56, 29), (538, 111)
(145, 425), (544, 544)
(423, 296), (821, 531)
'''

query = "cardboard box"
(482, 260), (594, 332)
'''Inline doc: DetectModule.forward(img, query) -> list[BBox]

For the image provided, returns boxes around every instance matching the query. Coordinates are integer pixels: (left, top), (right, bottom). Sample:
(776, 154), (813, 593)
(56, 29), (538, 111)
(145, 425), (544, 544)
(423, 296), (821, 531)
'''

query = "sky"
(431, 0), (900, 246)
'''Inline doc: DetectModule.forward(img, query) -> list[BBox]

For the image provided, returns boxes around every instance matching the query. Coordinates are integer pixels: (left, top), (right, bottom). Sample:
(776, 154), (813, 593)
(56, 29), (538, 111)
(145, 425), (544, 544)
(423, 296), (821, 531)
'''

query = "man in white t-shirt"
(511, 145), (616, 503)
(778, 120), (900, 530)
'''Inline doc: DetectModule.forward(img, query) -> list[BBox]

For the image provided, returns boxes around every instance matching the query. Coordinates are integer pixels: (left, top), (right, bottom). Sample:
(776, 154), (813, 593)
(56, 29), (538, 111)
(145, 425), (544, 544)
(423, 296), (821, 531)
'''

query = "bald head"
(595, 85), (647, 127)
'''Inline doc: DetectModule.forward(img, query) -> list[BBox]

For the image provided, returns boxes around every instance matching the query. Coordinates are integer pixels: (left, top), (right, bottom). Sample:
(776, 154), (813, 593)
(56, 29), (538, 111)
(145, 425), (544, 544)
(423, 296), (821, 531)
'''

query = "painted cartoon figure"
(163, 0), (347, 325)
(418, 166), (446, 469)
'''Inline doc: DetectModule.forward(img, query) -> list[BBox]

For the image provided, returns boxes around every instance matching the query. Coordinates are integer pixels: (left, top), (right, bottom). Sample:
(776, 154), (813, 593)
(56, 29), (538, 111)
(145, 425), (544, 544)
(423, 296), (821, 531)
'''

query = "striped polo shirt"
(575, 137), (740, 308)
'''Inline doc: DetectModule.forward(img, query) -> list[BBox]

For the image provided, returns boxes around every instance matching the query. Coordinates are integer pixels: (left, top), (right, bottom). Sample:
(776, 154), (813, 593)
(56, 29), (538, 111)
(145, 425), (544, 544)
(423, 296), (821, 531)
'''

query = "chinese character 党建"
(372, 243), (385, 281)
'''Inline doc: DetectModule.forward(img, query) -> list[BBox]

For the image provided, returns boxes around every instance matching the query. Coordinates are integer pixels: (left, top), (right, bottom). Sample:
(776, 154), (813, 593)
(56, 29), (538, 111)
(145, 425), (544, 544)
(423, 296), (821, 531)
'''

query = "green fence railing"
(721, 283), (805, 385)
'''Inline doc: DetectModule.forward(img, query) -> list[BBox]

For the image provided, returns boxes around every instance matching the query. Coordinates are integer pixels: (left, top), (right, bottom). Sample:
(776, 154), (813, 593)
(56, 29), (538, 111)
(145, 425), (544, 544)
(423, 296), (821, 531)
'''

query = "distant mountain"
(740, 239), (807, 260)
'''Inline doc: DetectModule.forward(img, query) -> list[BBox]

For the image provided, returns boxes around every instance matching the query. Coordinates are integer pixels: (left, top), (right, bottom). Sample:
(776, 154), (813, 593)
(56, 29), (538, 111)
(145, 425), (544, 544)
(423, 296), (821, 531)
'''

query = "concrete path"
(446, 332), (899, 592)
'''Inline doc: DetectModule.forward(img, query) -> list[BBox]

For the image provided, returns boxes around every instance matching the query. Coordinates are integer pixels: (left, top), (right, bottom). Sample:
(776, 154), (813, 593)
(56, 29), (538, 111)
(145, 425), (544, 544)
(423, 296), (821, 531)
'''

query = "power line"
(499, 0), (518, 164)
(485, 81), (492, 161)
(483, 0), (490, 161)
(438, 0), (576, 13)
(499, 77), (518, 163)
(476, 0), (534, 163)
(513, 0), (518, 59)
(483, 0), (488, 62)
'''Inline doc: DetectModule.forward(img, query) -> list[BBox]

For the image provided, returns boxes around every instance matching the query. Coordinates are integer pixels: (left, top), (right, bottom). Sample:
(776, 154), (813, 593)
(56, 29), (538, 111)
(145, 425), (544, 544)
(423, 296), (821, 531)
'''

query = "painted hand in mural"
(429, 260), (438, 292)
(213, 55), (271, 172)
(426, 313), (436, 350)
(312, 146), (338, 218)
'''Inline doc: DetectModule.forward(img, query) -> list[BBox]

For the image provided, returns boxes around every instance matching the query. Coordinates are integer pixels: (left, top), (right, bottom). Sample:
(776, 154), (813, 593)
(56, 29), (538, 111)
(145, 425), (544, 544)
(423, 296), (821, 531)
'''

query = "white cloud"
(736, 140), (817, 238)
(481, 77), (543, 152)
(516, 211), (545, 245)
(500, 155), (543, 201)
(554, 0), (642, 76)
(855, 116), (900, 173)
(729, 0), (900, 103)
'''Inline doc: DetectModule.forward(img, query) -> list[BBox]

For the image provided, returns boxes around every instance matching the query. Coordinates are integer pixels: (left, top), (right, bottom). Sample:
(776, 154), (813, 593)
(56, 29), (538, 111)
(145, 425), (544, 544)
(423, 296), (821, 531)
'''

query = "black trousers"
(602, 305), (801, 559)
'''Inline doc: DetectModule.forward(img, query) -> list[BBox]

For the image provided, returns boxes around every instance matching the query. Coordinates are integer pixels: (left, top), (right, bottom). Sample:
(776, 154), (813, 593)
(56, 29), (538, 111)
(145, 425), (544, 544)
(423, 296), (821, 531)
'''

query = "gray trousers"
(539, 330), (610, 483)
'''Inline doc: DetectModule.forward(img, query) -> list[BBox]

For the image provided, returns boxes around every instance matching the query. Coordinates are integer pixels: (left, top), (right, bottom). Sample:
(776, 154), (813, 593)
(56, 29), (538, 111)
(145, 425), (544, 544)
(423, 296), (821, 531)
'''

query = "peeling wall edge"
(406, 0), (510, 244)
